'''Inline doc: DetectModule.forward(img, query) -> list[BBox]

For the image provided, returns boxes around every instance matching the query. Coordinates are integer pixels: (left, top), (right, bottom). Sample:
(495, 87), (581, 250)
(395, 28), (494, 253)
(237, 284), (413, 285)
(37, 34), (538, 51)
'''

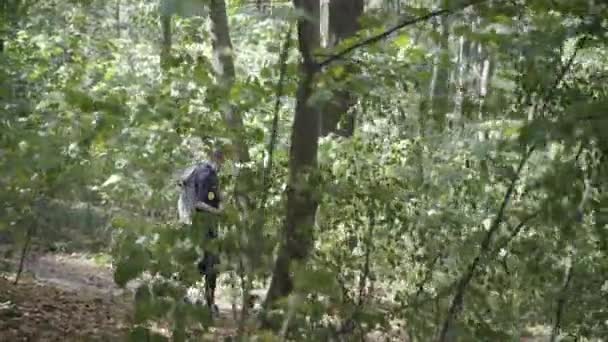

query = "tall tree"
(264, 0), (321, 307)
(319, 0), (364, 137)
(206, 2), (258, 331)
(208, 0), (250, 165)
(160, 4), (171, 70)
(428, 13), (450, 131)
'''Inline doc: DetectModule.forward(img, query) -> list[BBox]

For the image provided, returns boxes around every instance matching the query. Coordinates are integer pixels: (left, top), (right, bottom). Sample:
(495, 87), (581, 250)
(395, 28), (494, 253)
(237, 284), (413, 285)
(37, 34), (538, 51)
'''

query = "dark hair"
(212, 148), (224, 161)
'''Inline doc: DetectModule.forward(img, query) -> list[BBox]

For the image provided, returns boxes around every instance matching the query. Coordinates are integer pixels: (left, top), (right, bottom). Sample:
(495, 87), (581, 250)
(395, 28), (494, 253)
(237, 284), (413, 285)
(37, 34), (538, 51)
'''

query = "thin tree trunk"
(1, 0), (20, 53)
(208, 0), (250, 165)
(116, 0), (120, 37)
(477, 50), (493, 121)
(0, 1), (6, 53)
(206, 2), (258, 334)
(160, 11), (171, 70)
(264, 0), (321, 311)
(319, 0), (364, 137)
(430, 13), (450, 131)
(453, 35), (467, 128)
(14, 224), (33, 285)
(550, 264), (574, 342)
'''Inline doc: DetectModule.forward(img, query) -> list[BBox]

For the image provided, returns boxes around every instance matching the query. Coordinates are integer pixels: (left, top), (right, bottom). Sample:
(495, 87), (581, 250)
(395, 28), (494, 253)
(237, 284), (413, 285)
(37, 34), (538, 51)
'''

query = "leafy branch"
(492, 209), (540, 257)
(437, 32), (589, 342)
(318, 0), (491, 68)
(437, 145), (535, 342)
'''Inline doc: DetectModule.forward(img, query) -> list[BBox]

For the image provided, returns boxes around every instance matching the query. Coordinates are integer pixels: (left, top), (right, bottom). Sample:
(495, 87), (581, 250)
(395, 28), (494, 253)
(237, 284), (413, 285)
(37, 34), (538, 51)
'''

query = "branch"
(435, 28), (587, 342)
(538, 35), (588, 117)
(318, 0), (491, 68)
(551, 36), (588, 93)
(491, 209), (540, 256)
(254, 22), (294, 331)
(438, 146), (535, 342)
(260, 22), (294, 210)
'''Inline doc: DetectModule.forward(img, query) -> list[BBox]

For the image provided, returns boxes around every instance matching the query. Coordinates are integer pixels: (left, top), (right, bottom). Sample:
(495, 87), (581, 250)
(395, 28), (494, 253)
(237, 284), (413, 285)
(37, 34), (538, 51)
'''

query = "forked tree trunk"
(264, 0), (321, 308)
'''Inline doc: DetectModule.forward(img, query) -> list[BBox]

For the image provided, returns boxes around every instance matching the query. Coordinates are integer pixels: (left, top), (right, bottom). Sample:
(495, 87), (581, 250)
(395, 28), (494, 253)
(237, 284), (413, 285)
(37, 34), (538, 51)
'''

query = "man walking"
(178, 149), (225, 316)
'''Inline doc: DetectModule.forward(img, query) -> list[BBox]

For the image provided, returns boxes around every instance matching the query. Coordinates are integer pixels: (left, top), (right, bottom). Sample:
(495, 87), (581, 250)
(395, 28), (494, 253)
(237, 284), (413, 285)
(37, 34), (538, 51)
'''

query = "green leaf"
(134, 283), (153, 323)
(129, 326), (169, 342)
(393, 34), (411, 49)
(114, 246), (148, 288)
(293, 265), (339, 296)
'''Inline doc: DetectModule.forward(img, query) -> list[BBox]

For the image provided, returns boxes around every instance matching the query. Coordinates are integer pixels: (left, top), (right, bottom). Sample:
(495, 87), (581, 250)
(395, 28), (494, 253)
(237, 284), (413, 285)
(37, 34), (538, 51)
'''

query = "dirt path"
(0, 252), (132, 341)
(0, 252), (262, 341)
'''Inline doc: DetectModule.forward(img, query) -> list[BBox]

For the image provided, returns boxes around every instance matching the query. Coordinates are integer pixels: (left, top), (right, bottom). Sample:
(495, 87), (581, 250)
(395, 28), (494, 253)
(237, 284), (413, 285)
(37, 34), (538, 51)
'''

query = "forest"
(1, 0), (607, 341)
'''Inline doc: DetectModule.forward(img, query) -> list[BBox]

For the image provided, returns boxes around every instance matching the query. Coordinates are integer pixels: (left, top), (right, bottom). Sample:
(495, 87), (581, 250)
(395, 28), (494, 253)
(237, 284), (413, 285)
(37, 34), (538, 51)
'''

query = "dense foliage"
(2, 0), (608, 340)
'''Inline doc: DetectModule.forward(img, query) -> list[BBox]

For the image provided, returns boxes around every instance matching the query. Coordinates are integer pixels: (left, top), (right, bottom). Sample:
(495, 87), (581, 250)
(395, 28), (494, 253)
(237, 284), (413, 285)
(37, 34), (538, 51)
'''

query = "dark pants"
(193, 210), (219, 309)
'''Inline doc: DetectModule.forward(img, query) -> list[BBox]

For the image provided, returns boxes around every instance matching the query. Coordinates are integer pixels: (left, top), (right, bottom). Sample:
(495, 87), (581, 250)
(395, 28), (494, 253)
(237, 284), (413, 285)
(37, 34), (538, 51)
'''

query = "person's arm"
(194, 201), (224, 214)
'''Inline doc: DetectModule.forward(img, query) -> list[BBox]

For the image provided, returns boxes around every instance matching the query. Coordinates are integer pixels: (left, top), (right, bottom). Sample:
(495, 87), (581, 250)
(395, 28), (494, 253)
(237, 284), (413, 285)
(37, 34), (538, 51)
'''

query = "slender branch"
(260, 22), (294, 210)
(15, 224), (34, 285)
(252, 22), (294, 332)
(438, 146), (534, 342)
(318, 0), (491, 68)
(491, 209), (540, 256)
(437, 32), (586, 341)
(539, 35), (588, 118)
(551, 36), (588, 94)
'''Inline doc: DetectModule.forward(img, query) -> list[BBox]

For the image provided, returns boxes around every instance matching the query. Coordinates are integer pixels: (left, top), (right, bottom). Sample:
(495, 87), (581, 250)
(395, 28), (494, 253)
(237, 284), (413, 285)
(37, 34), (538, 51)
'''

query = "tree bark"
(453, 34), (468, 127)
(319, 0), (364, 137)
(256, 0), (270, 12)
(116, 0), (121, 37)
(430, 13), (450, 132)
(160, 11), (171, 70)
(208, 0), (250, 165)
(264, 0), (321, 309)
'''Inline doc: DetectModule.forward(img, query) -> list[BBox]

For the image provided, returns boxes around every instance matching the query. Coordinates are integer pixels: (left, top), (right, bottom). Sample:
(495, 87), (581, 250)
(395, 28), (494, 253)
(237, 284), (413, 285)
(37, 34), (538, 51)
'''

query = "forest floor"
(0, 246), (552, 341)
(0, 248), (257, 341)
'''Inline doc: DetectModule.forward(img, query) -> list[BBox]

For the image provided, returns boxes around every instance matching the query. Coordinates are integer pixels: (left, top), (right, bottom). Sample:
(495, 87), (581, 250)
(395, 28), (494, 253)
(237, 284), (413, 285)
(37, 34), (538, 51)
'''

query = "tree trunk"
(256, 0), (270, 12)
(453, 34), (468, 128)
(160, 11), (171, 70)
(208, 0), (250, 165)
(0, 1), (6, 53)
(116, 0), (121, 37)
(1, 0), (20, 53)
(264, 0), (321, 309)
(430, 13), (450, 132)
(319, 0), (364, 137)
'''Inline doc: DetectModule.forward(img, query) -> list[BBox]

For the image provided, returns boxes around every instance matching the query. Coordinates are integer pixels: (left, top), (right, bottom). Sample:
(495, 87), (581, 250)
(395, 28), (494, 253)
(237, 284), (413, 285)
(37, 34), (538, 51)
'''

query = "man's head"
(211, 148), (225, 168)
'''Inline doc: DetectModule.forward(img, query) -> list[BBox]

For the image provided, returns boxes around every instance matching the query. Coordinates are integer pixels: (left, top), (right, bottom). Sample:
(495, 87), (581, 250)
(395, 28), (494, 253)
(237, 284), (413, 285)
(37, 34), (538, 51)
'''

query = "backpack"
(177, 161), (220, 224)
(192, 162), (220, 209)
